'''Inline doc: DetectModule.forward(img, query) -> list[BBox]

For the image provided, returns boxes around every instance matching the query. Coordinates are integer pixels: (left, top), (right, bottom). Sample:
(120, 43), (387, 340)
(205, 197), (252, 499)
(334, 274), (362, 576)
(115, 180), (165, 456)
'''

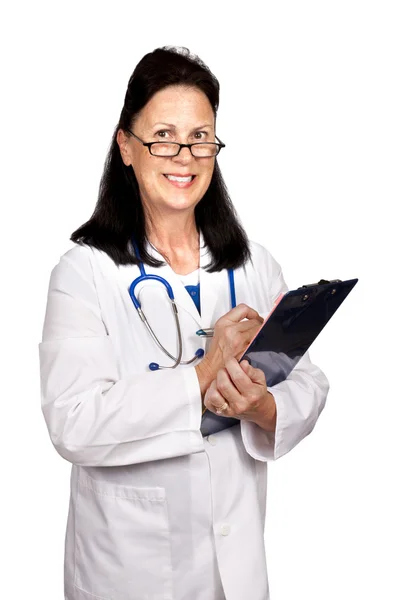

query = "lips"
(163, 174), (197, 188)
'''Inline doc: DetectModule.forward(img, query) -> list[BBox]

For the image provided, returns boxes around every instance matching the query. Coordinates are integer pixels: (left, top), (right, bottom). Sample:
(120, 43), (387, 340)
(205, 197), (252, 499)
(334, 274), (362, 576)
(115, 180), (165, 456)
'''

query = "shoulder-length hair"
(70, 46), (251, 272)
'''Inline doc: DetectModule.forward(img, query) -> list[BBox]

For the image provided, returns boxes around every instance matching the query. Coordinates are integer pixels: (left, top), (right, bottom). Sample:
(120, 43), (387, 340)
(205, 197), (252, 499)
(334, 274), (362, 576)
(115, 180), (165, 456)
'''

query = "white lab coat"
(39, 233), (329, 600)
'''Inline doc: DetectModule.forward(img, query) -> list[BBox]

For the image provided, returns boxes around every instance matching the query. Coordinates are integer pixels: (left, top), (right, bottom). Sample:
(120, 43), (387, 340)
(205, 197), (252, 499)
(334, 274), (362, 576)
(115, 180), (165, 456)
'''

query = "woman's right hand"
(195, 304), (264, 397)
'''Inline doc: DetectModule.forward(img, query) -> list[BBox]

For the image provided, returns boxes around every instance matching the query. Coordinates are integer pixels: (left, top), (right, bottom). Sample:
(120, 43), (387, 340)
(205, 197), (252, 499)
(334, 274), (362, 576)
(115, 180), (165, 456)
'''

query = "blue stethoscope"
(129, 239), (236, 371)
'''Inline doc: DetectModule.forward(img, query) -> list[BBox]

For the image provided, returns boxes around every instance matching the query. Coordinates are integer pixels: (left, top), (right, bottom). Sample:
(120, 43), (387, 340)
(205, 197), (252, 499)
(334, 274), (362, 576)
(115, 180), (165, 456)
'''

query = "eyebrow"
(152, 122), (213, 131)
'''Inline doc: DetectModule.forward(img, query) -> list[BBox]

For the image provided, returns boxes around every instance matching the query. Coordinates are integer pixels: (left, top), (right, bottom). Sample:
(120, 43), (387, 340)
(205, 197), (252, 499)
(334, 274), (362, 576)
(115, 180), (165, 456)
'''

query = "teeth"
(165, 175), (193, 182)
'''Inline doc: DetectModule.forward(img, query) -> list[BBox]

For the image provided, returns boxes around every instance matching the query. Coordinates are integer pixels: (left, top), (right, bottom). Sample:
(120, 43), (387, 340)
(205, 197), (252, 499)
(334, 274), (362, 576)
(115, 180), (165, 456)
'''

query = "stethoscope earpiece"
(149, 362), (160, 371)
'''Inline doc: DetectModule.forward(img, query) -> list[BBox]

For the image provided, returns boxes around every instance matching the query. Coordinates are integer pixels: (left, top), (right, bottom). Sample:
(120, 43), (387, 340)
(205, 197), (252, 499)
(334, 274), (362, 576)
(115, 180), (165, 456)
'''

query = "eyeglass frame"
(126, 128), (226, 157)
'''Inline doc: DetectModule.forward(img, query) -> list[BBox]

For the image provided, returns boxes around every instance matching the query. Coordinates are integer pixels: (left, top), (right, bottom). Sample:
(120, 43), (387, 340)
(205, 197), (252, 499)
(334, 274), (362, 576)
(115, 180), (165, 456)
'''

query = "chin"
(159, 190), (201, 209)
(164, 197), (199, 212)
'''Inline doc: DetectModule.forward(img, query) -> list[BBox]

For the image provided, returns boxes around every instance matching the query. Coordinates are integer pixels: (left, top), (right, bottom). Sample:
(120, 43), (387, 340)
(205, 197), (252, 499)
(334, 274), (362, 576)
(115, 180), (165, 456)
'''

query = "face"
(117, 86), (216, 220)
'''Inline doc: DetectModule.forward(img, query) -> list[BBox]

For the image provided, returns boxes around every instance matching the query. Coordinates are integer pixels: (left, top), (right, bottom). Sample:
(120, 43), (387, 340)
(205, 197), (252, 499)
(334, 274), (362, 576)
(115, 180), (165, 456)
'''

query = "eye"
(194, 131), (207, 140)
(155, 130), (170, 138)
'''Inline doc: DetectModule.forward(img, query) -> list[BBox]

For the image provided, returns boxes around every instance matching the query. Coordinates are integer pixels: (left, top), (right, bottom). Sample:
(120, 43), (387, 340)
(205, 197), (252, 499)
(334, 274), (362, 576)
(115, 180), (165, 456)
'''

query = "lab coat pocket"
(74, 472), (173, 600)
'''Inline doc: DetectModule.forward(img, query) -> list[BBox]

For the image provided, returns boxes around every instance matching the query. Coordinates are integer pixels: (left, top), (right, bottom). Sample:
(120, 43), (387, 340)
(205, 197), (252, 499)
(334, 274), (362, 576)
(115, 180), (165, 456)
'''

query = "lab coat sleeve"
(240, 251), (330, 462)
(39, 247), (204, 468)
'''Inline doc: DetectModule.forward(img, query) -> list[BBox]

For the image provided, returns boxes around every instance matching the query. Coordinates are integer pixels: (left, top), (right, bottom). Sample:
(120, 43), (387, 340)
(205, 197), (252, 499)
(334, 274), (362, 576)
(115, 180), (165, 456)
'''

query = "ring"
(215, 402), (229, 414)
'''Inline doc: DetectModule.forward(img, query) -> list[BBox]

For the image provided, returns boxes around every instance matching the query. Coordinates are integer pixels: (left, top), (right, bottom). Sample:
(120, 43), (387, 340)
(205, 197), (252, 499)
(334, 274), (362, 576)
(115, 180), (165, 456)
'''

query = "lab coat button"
(208, 435), (217, 446)
(220, 524), (231, 536)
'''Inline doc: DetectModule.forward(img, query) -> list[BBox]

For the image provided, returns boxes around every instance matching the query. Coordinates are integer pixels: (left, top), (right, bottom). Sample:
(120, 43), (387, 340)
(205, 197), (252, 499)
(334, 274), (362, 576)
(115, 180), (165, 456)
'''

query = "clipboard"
(200, 277), (358, 437)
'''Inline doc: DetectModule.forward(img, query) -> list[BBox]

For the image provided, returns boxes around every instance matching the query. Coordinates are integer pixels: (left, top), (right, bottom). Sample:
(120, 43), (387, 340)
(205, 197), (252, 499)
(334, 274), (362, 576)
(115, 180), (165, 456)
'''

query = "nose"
(172, 145), (193, 164)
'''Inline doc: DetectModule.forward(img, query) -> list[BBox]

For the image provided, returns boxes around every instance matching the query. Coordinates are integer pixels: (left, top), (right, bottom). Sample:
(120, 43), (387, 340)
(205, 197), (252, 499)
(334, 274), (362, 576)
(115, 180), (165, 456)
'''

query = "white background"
(1, 1), (397, 599)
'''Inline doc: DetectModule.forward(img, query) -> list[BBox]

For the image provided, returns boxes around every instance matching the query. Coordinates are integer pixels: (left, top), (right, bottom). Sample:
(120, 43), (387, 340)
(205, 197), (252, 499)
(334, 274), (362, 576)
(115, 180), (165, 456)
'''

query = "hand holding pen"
(194, 304), (264, 402)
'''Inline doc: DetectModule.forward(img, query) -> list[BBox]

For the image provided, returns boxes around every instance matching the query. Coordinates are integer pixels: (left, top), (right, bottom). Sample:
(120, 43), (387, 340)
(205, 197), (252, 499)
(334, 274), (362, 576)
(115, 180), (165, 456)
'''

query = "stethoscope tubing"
(130, 273), (175, 310)
(129, 237), (235, 370)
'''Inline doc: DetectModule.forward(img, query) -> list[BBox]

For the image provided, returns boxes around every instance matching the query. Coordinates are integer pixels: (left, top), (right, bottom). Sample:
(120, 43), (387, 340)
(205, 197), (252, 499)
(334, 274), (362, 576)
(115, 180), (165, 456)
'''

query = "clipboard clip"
(298, 279), (342, 301)
(299, 278), (342, 288)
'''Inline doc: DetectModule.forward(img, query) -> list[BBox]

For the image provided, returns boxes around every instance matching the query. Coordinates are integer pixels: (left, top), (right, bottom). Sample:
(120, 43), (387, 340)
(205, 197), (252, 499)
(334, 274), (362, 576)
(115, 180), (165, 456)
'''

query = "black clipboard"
(200, 278), (358, 437)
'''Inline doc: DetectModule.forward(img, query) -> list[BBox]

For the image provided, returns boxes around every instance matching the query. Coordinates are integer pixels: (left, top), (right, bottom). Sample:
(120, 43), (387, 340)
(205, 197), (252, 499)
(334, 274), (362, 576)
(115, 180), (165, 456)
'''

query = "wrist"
(252, 392), (277, 432)
(195, 343), (222, 389)
(195, 357), (214, 397)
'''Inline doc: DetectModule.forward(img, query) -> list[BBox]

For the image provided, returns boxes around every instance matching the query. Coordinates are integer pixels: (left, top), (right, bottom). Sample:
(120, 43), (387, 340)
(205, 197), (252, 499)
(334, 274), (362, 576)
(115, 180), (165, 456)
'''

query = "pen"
(196, 328), (214, 337)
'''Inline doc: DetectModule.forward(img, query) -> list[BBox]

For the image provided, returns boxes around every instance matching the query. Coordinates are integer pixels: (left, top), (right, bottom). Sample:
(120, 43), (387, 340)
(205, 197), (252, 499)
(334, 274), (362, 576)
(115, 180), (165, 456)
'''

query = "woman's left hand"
(203, 359), (277, 432)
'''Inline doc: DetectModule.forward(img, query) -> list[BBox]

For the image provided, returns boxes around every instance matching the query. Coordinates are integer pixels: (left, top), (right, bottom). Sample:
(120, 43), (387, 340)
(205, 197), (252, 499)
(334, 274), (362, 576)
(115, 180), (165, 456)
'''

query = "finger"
(232, 326), (264, 362)
(204, 381), (222, 408)
(240, 360), (267, 387)
(235, 319), (264, 334)
(240, 359), (251, 370)
(204, 380), (232, 414)
(216, 368), (241, 404)
(220, 319), (263, 359)
(232, 322), (263, 353)
(224, 358), (254, 395)
(226, 303), (263, 324)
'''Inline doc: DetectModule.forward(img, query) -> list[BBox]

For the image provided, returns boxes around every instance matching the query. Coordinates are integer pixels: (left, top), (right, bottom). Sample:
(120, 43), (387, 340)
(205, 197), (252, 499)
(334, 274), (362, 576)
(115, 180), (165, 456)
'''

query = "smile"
(163, 174), (196, 188)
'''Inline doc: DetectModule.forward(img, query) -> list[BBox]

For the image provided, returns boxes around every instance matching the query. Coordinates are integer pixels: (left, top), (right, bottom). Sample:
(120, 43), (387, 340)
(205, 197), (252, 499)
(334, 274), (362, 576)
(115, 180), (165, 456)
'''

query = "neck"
(145, 211), (200, 275)
(146, 212), (199, 254)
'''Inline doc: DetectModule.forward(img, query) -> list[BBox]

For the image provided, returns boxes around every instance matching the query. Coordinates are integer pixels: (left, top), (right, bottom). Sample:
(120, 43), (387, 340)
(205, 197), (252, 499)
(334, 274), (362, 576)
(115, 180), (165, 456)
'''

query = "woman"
(39, 46), (329, 600)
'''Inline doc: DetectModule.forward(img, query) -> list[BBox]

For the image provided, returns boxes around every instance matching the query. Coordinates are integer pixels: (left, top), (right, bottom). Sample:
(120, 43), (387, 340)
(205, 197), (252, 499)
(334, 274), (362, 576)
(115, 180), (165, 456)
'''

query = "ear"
(116, 129), (133, 167)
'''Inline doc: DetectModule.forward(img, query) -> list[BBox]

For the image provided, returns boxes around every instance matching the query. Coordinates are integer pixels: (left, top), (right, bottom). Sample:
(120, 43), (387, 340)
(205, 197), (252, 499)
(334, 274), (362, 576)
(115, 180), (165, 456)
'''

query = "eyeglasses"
(126, 128), (225, 157)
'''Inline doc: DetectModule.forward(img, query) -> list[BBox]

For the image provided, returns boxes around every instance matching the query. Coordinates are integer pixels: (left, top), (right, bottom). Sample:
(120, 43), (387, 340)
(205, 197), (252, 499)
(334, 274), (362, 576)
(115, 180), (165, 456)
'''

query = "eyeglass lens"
(151, 143), (219, 157)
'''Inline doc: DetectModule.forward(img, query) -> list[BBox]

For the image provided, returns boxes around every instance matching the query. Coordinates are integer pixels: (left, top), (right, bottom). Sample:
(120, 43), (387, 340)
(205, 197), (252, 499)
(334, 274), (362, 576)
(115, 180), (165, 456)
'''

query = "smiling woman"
(39, 45), (329, 600)
(70, 46), (248, 274)
(118, 86), (218, 210)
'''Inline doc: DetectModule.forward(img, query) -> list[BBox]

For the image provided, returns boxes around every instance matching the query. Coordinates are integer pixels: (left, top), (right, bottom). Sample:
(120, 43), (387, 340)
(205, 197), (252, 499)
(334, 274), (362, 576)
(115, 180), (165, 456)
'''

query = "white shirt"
(178, 268), (200, 286)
